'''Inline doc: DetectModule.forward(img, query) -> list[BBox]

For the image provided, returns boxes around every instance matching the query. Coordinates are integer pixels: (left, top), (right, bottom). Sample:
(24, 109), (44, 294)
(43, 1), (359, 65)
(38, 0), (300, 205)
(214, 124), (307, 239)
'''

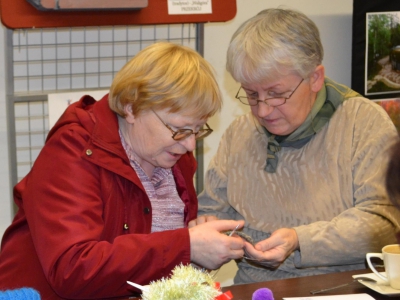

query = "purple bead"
(252, 288), (274, 300)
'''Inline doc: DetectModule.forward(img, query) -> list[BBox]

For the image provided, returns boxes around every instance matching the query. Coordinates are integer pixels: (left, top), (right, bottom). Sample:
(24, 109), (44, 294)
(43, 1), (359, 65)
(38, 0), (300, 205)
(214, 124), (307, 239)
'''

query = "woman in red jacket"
(0, 42), (245, 299)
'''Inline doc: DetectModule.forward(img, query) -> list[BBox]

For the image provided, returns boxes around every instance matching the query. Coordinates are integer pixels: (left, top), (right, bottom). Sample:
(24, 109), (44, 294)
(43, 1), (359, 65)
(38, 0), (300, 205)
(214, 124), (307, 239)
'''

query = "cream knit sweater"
(198, 93), (400, 283)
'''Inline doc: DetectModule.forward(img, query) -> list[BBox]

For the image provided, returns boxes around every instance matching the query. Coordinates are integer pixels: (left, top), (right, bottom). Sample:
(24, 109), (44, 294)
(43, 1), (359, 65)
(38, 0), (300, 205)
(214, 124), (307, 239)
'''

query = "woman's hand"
(243, 228), (299, 268)
(188, 215), (218, 228)
(189, 219), (245, 270)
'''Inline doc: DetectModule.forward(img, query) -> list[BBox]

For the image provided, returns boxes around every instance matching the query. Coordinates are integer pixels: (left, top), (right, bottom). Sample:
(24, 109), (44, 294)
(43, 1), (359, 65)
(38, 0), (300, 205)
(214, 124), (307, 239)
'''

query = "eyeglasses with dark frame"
(235, 78), (305, 107)
(151, 110), (213, 141)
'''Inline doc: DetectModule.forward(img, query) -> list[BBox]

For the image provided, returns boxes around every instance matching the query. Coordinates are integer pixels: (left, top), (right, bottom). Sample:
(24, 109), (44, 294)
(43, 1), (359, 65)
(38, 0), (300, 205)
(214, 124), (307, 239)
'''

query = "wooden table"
(221, 268), (388, 300)
(119, 268), (391, 300)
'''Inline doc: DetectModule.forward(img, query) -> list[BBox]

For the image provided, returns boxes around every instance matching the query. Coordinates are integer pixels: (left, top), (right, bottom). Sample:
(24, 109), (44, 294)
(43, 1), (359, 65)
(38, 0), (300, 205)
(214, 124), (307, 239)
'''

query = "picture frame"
(352, 0), (400, 131)
(352, 0), (400, 100)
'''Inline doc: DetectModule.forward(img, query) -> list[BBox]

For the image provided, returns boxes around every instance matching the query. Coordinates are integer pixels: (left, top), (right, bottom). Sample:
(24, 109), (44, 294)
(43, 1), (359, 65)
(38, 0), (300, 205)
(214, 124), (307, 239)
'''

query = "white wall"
(203, 0), (353, 286)
(0, 0), (353, 286)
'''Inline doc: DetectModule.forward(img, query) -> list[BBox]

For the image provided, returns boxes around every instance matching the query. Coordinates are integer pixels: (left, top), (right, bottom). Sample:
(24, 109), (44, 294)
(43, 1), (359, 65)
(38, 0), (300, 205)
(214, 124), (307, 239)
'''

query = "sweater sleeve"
(198, 123), (243, 221)
(294, 100), (400, 267)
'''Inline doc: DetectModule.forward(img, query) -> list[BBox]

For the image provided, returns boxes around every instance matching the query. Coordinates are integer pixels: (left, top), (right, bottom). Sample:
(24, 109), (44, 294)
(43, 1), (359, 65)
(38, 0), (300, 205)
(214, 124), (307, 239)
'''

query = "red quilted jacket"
(0, 95), (198, 299)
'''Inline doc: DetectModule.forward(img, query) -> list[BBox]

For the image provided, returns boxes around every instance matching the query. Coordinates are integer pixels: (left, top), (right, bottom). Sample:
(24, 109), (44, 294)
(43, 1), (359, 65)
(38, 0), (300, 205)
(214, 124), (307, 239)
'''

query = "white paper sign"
(283, 293), (375, 300)
(167, 0), (212, 15)
(48, 90), (109, 129)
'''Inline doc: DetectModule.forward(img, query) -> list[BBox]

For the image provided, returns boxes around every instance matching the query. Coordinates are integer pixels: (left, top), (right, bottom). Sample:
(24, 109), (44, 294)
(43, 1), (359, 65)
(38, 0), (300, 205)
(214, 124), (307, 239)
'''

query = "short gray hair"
(226, 8), (324, 84)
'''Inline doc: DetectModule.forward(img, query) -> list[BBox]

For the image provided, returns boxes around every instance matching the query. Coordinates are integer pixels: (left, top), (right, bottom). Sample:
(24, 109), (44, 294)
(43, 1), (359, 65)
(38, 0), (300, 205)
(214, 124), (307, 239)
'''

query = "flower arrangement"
(140, 264), (232, 300)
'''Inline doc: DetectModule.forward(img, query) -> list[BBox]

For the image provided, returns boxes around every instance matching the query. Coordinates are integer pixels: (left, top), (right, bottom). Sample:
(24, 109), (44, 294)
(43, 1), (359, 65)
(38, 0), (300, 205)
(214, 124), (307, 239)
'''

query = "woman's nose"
(256, 101), (275, 118)
(180, 134), (197, 152)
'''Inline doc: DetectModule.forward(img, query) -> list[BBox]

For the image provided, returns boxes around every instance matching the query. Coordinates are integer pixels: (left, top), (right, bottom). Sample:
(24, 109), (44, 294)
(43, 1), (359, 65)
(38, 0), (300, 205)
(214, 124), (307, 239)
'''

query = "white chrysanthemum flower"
(141, 264), (221, 300)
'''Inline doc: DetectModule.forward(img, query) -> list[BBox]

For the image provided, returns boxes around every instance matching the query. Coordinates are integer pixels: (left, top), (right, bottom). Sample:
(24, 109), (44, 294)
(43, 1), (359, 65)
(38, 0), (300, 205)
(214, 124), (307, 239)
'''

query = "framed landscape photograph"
(352, 0), (400, 100)
(352, 0), (400, 131)
(365, 12), (400, 97)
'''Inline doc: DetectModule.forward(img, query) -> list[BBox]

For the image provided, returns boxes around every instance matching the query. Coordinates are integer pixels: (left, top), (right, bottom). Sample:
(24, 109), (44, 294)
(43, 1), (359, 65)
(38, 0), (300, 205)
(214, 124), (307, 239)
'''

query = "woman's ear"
(123, 105), (135, 124)
(310, 65), (325, 93)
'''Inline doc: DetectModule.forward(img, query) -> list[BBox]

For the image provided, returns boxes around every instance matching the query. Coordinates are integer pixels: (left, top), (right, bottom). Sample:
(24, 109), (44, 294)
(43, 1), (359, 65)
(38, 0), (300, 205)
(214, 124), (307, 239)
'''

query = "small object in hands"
(309, 277), (377, 294)
(243, 256), (263, 262)
(228, 224), (240, 237)
(225, 228), (254, 245)
(252, 287), (274, 300)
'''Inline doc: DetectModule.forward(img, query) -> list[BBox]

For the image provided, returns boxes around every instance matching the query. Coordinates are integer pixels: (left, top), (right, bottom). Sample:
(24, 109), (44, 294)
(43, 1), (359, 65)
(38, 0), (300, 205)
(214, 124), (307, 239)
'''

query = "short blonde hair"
(109, 42), (222, 119)
(227, 8), (324, 84)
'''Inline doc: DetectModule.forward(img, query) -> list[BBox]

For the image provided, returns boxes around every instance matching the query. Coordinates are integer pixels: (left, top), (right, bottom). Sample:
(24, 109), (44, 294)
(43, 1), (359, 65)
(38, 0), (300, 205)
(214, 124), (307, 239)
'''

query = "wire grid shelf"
(11, 24), (199, 182)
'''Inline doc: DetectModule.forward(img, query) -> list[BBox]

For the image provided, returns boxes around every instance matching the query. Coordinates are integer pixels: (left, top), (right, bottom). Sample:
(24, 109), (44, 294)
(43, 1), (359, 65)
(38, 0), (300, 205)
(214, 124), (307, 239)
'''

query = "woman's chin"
(264, 127), (288, 136)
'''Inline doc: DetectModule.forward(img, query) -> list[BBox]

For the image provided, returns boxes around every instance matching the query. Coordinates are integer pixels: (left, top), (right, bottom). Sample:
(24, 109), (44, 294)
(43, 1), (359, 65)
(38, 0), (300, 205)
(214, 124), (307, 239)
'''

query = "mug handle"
(366, 253), (388, 282)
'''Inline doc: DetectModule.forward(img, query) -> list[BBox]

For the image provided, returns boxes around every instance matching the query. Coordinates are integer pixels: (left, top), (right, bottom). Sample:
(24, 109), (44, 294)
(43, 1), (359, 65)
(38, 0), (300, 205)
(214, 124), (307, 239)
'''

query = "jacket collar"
(48, 94), (192, 198)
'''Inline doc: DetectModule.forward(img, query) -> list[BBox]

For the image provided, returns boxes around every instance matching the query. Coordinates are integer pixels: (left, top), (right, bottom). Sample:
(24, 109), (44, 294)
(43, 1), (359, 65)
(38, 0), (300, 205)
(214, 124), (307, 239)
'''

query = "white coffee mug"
(366, 244), (400, 289)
